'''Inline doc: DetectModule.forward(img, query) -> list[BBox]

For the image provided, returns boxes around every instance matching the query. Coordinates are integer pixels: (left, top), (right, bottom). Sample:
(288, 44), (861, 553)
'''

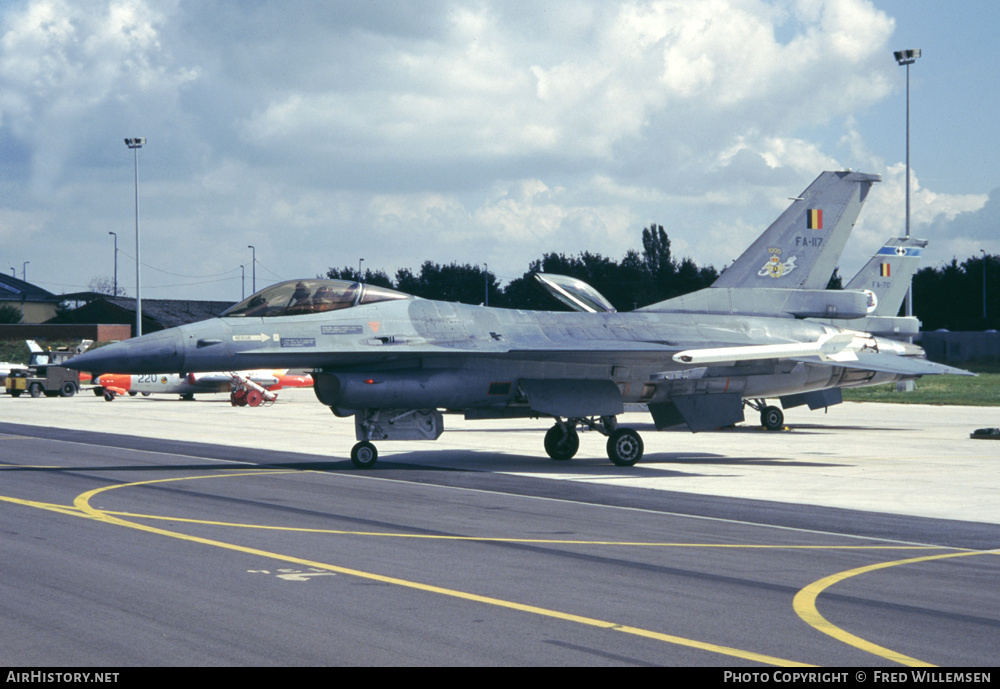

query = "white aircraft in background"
(95, 370), (313, 405)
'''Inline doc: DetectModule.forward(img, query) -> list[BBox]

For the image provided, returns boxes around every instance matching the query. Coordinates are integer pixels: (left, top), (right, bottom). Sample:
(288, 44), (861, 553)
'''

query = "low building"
(48, 296), (236, 337)
(0, 274), (63, 323)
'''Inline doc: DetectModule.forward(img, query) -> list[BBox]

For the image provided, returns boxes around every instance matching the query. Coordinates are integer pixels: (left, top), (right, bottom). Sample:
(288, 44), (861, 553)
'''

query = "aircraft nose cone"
(66, 331), (185, 375)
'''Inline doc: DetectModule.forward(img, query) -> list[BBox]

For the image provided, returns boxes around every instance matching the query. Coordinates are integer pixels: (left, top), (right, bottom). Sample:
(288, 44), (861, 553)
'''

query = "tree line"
(326, 225), (718, 312)
(913, 254), (999, 331)
(328, 225), (998, 331)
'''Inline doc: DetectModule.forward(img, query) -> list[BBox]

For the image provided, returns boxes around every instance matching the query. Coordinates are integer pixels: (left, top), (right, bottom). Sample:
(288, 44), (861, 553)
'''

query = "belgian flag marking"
(880, 263), (891, 277)
(806, 208), (823, 230)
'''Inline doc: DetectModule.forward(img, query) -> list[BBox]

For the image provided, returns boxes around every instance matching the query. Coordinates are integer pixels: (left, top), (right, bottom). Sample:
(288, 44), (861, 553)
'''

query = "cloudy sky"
(2, 0), (997, 303)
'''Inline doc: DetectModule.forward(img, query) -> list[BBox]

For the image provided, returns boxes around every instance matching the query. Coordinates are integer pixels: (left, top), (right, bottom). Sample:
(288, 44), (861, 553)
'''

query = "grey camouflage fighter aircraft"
(67, 171), (970, 468)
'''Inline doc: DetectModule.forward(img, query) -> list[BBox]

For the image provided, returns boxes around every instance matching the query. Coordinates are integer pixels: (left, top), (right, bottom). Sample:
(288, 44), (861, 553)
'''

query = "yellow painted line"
(92, 511), (953, 549)
(793, 549), (999, 667)
(0, 494), (97, 519)
(69, 471), (812, 667)
(0, 491), (952, 551)
(0, 465), (65, 468)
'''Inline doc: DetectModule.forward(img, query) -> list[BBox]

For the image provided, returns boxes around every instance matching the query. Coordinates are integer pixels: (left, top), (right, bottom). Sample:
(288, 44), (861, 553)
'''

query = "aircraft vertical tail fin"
(712, 171), (881, 290)
(844, 237), (927, 317)
(810, 236), (928, 338)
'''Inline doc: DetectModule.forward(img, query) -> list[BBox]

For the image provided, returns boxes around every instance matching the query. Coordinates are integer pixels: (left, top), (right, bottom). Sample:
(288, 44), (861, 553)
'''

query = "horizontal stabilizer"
(793, 352), (975, 377)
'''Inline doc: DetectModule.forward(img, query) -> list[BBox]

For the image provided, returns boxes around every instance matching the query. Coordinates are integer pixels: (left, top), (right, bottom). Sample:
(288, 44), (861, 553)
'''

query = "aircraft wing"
(671, 333), (972, 377)
(671, 332), (856, 365)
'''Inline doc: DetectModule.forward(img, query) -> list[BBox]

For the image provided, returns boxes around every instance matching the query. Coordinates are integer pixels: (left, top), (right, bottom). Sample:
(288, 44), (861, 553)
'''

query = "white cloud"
(239, 0), (898, 172)
(0, 0), (197, 193)
(0, 0), (995, 300)
(838, 163), (989, 276)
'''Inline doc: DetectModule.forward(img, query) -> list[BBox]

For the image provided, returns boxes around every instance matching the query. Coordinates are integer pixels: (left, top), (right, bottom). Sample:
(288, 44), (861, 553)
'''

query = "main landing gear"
(344, 409), (644, 470)
(746, 398), (784, 431)
(544, 416), (644, 467)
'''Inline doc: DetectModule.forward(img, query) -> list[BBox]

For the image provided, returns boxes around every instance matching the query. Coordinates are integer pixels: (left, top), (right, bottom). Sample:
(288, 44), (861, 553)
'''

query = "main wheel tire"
(10, 390), (21, 397)
(544, 424), (579, 460)
(761, 405), (784, 431)
(28, 383), (43, 398)
(60, 382), (76, 397)
(351, 441), (378, 469)
(607, 428), (644, 467)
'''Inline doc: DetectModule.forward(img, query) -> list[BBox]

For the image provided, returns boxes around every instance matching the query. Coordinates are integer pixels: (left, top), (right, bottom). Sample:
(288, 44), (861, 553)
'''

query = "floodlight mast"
(248, 245), (256, 294)
(981, 249), (987, 322)
(125, 137), (145, 336)
(894, 49), (920, 320)
(108, 231), (117, 297)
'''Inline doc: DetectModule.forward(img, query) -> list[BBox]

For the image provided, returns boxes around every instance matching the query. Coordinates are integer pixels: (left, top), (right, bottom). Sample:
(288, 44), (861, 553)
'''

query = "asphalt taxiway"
(3, 388), (997, 523)
(1, 389), (997, 666)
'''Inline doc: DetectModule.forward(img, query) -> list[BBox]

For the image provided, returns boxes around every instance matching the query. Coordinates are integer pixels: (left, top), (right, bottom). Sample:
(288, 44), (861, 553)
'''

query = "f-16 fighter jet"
(67, 171), (969, 468)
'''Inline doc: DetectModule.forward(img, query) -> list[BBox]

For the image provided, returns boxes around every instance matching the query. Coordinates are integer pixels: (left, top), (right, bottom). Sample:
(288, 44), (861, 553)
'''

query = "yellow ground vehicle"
(4, 340), (90, 398)
(5, 366), (80, 397)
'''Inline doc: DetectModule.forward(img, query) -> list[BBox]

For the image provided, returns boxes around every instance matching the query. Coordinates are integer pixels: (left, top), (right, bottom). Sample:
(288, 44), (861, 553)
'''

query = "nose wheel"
(747, 399), (785, 431)
(351, 441), (378, 469)
(760, 405), (784, 431)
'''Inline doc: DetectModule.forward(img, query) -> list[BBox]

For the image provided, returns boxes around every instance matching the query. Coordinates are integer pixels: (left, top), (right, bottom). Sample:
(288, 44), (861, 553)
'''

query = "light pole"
(108, 231), (118, 297)
(248, 245), (256, 294)
(981, 249), (987, 323)
(358, 258), (364, 283)
(894, 49), (921, 320)
(241, 264), (245, 301)
(22, 261), (28, 281)
(484, 263), (489, 306)
(125, 137), (145, 336)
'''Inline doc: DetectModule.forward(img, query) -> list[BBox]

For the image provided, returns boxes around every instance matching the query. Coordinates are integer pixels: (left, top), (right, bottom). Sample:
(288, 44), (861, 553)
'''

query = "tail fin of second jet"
(843, 237), (927, 317)
(809, 236), (928, 338)
(712, 170), (881, 290)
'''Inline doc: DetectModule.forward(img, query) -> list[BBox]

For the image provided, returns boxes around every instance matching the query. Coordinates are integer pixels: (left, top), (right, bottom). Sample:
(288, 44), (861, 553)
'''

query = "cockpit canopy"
(221, 279), (412, 318)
